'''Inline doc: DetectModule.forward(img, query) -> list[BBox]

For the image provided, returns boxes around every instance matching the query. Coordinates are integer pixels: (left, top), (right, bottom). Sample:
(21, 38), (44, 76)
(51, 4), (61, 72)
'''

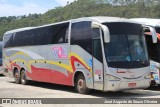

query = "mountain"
(0, 0), (160, 40)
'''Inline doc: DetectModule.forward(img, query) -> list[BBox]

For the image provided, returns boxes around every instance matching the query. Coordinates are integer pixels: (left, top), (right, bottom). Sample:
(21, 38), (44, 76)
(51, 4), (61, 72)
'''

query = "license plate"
(128, 83), (136, 87)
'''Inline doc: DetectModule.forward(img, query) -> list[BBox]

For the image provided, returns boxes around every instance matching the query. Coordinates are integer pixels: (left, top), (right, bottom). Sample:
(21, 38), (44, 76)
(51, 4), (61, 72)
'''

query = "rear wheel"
(21, 70), (28, 85)
(76, 74), (90, 94)
(14, 69), (21, 84)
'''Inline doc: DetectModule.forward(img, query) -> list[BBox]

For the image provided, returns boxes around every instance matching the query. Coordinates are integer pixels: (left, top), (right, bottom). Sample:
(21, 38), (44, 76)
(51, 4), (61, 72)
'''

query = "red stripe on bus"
(71, 56), (90, 72)
(27, 65), (73, 86)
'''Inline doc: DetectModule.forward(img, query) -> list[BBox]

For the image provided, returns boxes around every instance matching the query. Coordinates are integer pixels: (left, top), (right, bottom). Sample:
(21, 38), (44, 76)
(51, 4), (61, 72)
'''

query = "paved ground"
(0, 74), (160, 107)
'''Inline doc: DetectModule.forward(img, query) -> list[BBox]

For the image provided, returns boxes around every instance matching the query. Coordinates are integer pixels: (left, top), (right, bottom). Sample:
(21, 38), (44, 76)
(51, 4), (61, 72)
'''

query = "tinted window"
(144, 27), (160, 62)
(145, 35), (159, 62)
(71, 21), (92, 54)
(5, 22), (69, 47)
(92, 28), (100, 38)
(93, 39), (103, 62)
(104, 22), (149, 68)
(35, 26), (53, 45)
(52, 23), (69, 44)
(156, 27), (160, 33)
(14, 30), (36, 47)
(4, 33), (14, 48)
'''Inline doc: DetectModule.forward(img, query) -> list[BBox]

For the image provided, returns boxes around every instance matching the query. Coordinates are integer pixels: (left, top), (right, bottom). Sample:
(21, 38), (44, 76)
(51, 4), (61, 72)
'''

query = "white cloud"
(0, 0), (76, 17)
(0, 2), (50, 17)
(56, 0), (75, 6)
(0, 0), (7, 4)
(0, 0), (7, 3)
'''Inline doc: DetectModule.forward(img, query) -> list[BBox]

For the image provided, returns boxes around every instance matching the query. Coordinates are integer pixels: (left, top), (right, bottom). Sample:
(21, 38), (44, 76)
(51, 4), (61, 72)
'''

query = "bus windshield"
(103, 22), (149, 68)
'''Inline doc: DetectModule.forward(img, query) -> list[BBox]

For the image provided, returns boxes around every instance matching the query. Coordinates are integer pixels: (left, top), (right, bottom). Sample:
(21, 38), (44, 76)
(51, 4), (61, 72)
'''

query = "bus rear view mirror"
(149, 27), (157, 43)
(144, 26), (157, 43)
(91, 22), (110, 43)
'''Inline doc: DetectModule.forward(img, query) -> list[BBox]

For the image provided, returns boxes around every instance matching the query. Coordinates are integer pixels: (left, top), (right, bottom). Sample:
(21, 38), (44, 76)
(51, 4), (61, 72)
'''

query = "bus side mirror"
(144, 26), (157, 43)
(149, 27), (157, 43)
(92, 22), (110, 43)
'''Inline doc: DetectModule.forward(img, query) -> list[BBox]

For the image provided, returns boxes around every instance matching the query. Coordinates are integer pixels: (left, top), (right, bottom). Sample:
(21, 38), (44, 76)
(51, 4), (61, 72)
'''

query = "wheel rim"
(21, 72), (25, 83)
(78, 79), (85, 92)
(15, 72), (19, 81)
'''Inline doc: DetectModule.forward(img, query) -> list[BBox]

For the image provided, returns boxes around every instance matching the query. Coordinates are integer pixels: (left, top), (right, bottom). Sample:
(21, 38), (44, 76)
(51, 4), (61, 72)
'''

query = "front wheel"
(21, 70), (29, 85)
(76, 74), (90, 94)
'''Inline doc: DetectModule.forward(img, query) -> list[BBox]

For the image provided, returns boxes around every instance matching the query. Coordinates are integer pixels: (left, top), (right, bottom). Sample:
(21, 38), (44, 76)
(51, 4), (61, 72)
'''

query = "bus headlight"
(106, 74), (121, 81)
(144, 73), (151, 79)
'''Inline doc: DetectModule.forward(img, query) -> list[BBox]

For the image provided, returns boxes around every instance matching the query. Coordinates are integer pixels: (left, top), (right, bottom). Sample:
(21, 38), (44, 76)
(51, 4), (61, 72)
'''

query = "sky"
(0, 0), (75, 17)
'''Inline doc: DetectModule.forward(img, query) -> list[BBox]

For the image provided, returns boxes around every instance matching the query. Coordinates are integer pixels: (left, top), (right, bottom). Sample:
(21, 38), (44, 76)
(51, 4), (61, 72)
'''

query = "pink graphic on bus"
(53, 47), (68, 58)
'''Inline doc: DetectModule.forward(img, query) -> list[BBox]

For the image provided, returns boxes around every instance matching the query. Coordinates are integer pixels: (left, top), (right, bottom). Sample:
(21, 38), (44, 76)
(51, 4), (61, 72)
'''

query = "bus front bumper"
(104, 79), (150, 91)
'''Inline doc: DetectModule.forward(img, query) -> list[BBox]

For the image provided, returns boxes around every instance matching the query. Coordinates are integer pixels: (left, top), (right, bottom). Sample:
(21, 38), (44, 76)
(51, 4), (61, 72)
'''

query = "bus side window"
(14, 30), (36, 47)
(91, 28), (100, 38)
(65, 28), (69, 43)
(52, 23), (69, 44)
(93, 39), (103, 62)
(35, 26), (53, 45)
(145, 34), (159, 62)
(4, 33), (14, 48)
(71, 21), (92, 54)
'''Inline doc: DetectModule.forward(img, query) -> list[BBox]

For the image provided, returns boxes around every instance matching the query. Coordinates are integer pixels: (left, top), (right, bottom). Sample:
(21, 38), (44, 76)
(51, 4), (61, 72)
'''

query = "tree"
(0, 0), (160, 40)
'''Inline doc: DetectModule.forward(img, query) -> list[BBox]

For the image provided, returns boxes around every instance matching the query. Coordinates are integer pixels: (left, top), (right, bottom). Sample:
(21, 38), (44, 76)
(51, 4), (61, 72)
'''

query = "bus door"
(92, 38), (104, 90)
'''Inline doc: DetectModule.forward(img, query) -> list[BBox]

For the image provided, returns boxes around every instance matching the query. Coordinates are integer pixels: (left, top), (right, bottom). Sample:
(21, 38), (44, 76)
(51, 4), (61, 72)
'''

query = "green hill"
(0, 0), (160, 40)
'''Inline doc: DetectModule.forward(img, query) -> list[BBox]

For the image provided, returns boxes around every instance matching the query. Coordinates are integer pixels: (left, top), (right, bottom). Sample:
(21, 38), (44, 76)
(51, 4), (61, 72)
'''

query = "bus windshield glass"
(103, 22), (149, 68)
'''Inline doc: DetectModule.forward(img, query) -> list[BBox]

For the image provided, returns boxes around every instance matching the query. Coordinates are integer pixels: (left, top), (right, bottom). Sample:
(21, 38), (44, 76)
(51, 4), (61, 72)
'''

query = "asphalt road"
(0, 74), (160, 98)
(0, 74), (160, 107)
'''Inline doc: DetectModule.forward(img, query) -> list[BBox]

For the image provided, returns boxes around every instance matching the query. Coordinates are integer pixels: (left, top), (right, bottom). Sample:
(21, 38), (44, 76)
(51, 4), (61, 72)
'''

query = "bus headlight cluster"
(144, 73), (151, 79)
(106, 74), (121, 81)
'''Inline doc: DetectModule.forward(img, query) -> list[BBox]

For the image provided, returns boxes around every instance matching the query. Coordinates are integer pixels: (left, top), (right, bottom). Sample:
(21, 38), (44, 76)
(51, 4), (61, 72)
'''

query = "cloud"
(0, 0), (7, 3)
(56, 0), (75, 6)
(0, 0), (76, 17)
(0, 2), (50, 17)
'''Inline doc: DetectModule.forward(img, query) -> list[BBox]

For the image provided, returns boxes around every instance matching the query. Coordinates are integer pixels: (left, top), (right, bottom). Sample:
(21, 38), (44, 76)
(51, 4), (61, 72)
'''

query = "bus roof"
(4, 21), (70, 35)
(130, 18), (160, 27)
(4, 27), (35, 35)
(72, 16), (134, 23)
(4, 16), (138, 35)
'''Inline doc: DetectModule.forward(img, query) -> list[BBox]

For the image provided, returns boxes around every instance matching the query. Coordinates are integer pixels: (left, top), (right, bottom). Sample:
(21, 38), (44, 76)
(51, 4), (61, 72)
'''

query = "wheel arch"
(73, 70), (86, 87)
(13, 67), (19, 77)
(20, 67), (26, 76)
(20, 67), (25, 72)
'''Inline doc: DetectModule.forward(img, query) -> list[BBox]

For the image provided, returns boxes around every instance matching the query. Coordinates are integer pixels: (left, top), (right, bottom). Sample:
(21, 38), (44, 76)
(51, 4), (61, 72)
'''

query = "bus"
(0, 41), (3, 74)
(131, 18), (160, 86)
(3, 17), (157, 94)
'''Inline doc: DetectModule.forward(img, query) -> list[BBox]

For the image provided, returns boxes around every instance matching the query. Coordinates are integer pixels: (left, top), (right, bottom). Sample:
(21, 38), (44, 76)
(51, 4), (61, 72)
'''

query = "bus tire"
(14, 69), (21, 84)
(21, 70), (28, 85)
(76, 74), (90, 94)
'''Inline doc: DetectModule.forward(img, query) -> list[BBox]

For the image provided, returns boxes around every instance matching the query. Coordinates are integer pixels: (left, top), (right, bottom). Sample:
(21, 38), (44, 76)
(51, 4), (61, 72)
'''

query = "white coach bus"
(3, 17), (157, 94)
(131, 18), (160, 86)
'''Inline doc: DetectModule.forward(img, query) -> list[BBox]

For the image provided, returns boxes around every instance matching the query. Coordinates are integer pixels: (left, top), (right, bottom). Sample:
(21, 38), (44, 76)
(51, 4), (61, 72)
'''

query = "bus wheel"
(76, 74), (90, 94)
(14, 69), (21, 84)
(21, 70), (28, 85)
